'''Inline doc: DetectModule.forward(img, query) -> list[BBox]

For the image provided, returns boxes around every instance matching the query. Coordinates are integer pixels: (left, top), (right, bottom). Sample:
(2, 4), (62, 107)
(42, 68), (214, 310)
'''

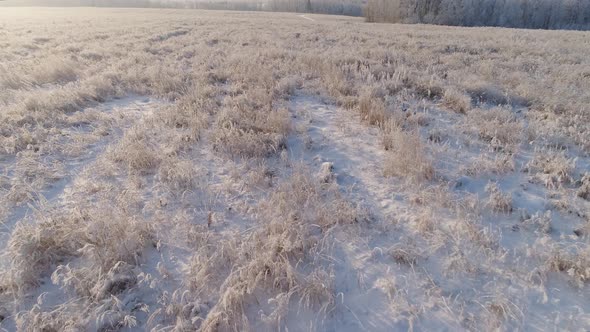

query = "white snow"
(2, 93), (589, 331)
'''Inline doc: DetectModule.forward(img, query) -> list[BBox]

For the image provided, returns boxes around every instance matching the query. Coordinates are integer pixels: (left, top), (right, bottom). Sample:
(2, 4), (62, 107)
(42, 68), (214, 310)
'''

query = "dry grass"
(4, 203), (152, 295)
(461, 153), (515, 176)
(466, 106), (523, 152)
(442, 88), (471, 114)
(108, 127), (163, 174)
(211, 94), (291, 158)
(30, 57), (79, 86)
(172, 169), (364, 330)
(485, 182), (513, 214)
(358, 91), (388, 126)
(578, 173), (590, 201)
(0, 7), (589, 332)
(546, 247), (590, 288)
(524, 150), (576, 189)
(382, 122), (434, 182)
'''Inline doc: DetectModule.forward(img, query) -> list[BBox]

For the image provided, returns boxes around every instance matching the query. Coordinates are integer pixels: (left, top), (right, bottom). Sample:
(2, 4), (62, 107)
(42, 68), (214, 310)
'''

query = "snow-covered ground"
(1, 8), (589, 332)
(283, 94), (590, 330)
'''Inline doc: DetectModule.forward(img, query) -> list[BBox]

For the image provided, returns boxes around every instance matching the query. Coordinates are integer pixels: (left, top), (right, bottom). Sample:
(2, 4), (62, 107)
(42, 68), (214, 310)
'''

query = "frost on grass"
(164, 170), (366, 331)
(485, 182), (512, 214)
(578, 173), (590, 201)
(442, 88), (471, 114)
(382, 122), (434, 182)
(1, 8), (590, 332)
(3, 203), (152, 295)
(211, 93), (290, 158)
(524, 150), (576, 189)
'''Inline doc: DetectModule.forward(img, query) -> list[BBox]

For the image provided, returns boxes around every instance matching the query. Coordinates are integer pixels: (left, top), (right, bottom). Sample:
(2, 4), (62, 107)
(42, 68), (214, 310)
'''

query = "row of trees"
(186, 0), (363, 15)
(267, 0), (363, 15)
(365, 0), (590, 29)
(67, 0), (363, 16)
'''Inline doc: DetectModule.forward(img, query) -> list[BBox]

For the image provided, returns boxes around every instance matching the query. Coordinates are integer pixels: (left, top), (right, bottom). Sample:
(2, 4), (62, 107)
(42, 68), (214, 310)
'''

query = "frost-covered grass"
(0, 7), (589, 332)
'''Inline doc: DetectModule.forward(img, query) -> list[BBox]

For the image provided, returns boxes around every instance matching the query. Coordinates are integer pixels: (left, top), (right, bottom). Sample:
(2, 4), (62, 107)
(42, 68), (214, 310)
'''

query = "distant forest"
(2, 0), (588, 30)
(0, 0), (364, 16)
(365, 0), (590, 30)
(187, 0), (365, 16)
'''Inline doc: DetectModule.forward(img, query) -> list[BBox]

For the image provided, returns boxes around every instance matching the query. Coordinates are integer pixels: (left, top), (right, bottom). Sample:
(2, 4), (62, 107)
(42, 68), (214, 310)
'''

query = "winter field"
(0, 7), (590, 331)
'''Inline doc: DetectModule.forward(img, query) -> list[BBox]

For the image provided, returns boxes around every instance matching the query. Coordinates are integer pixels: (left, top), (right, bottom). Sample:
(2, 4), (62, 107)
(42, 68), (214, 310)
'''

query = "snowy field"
(0, 7), (589, 331)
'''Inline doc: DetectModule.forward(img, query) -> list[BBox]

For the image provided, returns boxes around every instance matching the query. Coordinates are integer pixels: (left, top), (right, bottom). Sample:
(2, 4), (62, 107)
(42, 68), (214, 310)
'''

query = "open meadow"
(0, 7), (590, 331)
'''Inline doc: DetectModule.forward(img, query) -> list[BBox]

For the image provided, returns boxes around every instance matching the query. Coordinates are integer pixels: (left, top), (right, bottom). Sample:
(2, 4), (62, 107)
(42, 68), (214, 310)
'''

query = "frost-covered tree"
(365, 0), (590, 30)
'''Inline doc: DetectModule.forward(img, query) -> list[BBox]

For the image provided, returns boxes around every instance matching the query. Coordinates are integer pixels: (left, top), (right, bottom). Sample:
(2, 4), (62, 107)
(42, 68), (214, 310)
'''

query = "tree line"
(365, 0), (590, 30)
(63, 0), (364, 16)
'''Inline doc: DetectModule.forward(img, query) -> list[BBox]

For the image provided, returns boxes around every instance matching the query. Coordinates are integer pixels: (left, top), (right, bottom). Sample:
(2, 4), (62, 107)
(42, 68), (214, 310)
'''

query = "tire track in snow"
(299, 14), (316, 22)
